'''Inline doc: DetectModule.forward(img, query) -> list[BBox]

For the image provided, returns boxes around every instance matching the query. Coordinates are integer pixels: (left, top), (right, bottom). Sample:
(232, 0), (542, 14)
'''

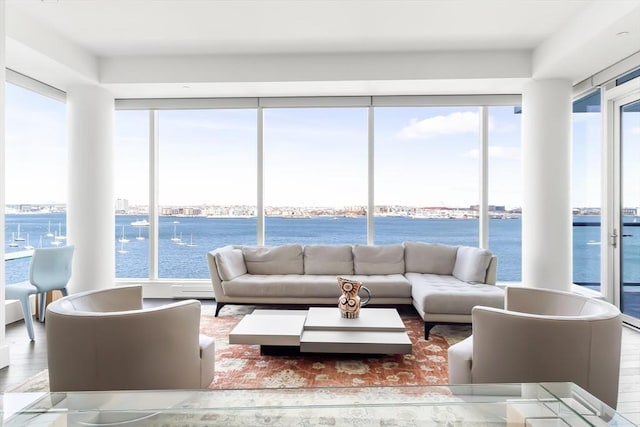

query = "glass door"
(617, 96), (640, 326)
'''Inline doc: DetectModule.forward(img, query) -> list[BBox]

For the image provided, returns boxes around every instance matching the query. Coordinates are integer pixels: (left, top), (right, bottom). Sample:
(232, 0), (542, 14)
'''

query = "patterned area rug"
(207, 305), (470, 389)
(9, 305), (471, 392)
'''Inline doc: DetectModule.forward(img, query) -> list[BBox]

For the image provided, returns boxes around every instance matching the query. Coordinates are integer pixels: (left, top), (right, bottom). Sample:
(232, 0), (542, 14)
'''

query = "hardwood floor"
(618, 325), (640, 424)
(1, 303), (639, 424)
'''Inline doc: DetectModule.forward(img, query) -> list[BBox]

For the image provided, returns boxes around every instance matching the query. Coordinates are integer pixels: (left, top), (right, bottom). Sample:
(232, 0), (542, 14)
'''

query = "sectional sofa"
(207, 242), (504, 339)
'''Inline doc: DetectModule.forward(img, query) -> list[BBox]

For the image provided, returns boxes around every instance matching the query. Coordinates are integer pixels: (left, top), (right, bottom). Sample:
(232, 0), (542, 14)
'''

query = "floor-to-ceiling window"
(158, 109), (257, 279)
(374, 106), (481, 246)
(113, 97), (522, 288)
(114, 110), (150, 278)
(572, 90), (602, 292)
(263, 107), (368, 245)
(488, 106), (522, 282)
(4, 82), (67, 284)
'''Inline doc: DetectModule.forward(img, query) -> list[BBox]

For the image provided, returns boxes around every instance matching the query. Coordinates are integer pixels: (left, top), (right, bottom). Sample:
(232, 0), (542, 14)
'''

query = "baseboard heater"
(170, 285), (215, 299)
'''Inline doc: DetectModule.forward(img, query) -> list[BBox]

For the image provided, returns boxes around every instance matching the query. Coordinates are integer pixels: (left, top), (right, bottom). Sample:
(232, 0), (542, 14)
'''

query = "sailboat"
(46, 220), (54, 238)
(136, 227), (145, 240)
(176, 232), (187, 245)
(8, 232), (19, 247)
(170, 223), (181, 242)
(51, 230), (62, 246)
(24, 233), (34, 250)
(14, 224), (25, 241)
(39, 235), (44, 248)
(187, 234), (197, 247)
(118, 225), (130, 243)
(55, 222), (66, 240)
(117, 239), (128, 254)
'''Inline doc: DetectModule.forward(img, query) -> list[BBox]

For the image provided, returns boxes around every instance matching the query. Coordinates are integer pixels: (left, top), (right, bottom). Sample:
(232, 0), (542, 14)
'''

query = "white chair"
(5, 282), (38, 340)
(4, 245), (74, 340)
(448, 286), (622, 409)
(45, 285), (215, 391)
(30, 245), (75, 322)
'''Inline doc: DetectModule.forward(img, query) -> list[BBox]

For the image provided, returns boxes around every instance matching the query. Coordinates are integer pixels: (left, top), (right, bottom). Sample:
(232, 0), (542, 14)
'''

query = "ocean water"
(3, 212), (612, 285)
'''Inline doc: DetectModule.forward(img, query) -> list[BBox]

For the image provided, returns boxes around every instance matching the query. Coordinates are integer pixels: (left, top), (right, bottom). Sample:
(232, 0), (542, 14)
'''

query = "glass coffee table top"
(1, 382), (635, 426)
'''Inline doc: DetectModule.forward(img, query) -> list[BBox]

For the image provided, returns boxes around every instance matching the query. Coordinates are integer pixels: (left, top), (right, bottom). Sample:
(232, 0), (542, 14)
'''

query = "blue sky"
(6, 82), (638, 209)
(115, 105), (523, 208)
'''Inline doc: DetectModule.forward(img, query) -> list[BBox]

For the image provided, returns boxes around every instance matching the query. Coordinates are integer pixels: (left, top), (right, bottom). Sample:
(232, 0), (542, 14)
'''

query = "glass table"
(1, 382), (635, 426)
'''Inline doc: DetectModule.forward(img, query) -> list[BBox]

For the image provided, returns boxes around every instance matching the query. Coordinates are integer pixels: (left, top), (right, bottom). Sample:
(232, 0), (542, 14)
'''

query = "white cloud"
(489, 146), (521, 160)
(398, 111), (482, 139)
(464, 146), (521, 161)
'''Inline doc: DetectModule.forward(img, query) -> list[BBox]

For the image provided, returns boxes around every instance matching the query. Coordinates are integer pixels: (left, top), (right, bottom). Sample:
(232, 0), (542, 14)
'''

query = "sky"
(5, 82), (639, 209)
(112, 105), (523, 208)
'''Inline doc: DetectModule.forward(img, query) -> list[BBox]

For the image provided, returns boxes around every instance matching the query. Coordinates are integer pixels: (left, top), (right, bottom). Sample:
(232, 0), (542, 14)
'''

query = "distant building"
(115, 199), (129, 214)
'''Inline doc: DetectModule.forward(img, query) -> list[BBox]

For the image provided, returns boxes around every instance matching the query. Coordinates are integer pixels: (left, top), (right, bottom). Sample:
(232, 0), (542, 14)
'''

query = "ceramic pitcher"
(337, 277), (371, 319)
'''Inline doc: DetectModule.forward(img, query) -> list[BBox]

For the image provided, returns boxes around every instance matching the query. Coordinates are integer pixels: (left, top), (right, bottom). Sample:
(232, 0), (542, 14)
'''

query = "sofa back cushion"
(353, 244), (404, 275)
(404, 241), (458, 275)
(242, 244), (304, 275)
(452, 246), (493, 283)
(214, 248), (247, 281)
(304, 245), (354, 275)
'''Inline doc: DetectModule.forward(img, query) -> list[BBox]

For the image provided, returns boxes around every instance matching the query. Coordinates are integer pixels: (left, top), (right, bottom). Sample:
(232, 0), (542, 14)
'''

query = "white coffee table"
(229, 307), (412, 354)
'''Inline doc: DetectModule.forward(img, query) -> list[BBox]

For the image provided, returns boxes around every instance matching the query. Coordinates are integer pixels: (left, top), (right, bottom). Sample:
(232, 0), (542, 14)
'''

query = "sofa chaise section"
(404, 242), (502, 338)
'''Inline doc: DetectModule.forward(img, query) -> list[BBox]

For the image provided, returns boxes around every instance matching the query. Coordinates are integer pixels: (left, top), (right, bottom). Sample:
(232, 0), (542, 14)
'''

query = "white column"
(522, 79), (573, 291)
(67, 86), (115, 293)
(0, 0), (11, 369)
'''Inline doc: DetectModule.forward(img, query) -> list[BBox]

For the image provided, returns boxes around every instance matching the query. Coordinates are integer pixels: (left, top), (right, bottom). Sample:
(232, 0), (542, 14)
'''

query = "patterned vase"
(337, 277), (371, 319)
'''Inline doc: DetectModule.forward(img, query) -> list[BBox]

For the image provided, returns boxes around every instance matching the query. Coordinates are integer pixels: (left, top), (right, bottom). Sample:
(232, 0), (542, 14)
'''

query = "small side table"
(35, 290), (63, 320)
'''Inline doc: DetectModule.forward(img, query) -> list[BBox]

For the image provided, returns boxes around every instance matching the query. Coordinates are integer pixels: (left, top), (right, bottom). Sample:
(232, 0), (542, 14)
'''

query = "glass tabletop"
(1, 382), (635, 426)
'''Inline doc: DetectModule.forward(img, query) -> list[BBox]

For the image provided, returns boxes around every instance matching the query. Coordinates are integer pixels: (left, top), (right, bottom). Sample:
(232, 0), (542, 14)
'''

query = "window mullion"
(480, 106), (489, 249)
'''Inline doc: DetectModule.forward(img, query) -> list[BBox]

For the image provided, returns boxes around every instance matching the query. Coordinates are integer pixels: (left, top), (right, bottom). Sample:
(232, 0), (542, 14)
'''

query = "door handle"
(610, 229), (618, 248)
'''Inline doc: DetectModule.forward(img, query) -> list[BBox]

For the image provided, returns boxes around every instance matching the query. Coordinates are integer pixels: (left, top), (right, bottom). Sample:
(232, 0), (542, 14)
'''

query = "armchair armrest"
(504, 286), (587, 315)
(199, 334), (215, 388)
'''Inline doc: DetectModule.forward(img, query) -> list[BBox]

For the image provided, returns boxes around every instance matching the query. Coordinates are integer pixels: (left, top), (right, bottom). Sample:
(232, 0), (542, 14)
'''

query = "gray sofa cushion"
(452, 246), (493, 283)
(404, 242), (458, 275)
(304, 245), (354, 275)
(222, 275), (340, 298)
(407, 272), (504, 315)
(353, 244), (405, 275)
(242, 244), (304, 275)
(348, 274), (412, 298)
(214, 248), (247, 281)
(222, 273), (411, 299)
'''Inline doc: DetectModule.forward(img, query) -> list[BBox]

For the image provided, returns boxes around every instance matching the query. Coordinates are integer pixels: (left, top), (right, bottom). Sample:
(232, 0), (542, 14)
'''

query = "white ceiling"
(8, 0), (594, 56)
(5, 0), (640, 98)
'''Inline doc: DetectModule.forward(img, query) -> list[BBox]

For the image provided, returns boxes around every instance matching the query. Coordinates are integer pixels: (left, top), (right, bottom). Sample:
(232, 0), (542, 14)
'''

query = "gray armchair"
(448, 286), (622, 408)
(45, 285), (215, 392)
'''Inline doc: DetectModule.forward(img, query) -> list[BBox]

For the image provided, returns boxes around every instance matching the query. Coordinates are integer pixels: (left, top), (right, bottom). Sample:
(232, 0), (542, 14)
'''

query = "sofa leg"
(214, 303), (225, 317)
(424, 322), (436, 340)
